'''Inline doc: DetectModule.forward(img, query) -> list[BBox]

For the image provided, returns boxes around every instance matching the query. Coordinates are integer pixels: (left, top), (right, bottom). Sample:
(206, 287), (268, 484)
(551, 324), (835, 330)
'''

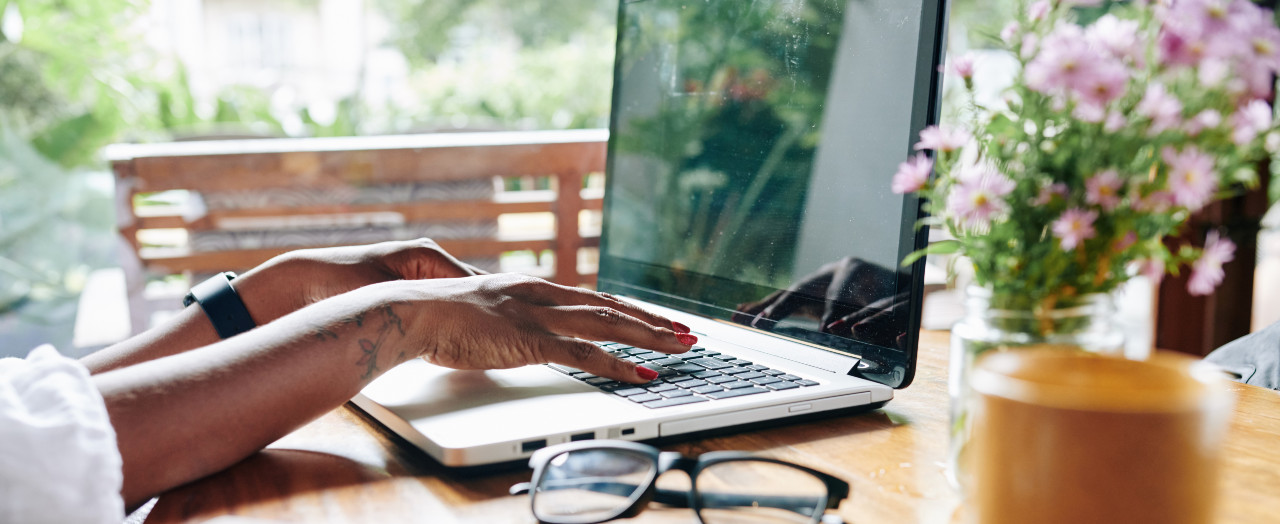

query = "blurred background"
(1, 0), (1275, 358)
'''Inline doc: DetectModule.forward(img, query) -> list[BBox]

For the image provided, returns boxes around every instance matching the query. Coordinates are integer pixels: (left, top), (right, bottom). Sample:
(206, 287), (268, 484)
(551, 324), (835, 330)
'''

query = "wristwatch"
(183, 272), (257, 339)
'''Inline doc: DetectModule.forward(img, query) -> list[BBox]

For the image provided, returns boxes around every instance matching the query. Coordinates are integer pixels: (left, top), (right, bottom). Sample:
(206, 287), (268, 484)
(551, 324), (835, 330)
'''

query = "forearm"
(94, 284), (415, 508)
(81, 256), (307, 374)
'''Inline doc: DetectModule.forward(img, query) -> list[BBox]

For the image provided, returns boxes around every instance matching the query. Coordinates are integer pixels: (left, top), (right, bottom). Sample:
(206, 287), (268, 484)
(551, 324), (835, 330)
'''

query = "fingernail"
(672, 321), (691, 333)
(636, 365), (659, 381)
(676, 333), (698, 345)
(826, 319), (846, 332)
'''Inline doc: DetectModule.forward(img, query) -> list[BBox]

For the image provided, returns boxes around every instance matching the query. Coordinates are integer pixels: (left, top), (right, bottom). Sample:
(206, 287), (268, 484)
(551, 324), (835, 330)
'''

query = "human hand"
(236, 238), (484, 324)
(733, 256), (904, 347)
(392, 273), (696, 383)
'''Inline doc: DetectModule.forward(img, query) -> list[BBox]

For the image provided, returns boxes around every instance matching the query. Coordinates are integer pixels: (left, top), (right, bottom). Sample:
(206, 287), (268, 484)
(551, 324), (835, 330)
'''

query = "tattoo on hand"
(310, 305), (406, 380)
(354, 305), (406, 380)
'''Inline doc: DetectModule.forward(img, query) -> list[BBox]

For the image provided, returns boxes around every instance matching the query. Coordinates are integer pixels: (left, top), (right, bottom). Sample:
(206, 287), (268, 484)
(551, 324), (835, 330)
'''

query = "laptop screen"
(598, 0), (947, 389)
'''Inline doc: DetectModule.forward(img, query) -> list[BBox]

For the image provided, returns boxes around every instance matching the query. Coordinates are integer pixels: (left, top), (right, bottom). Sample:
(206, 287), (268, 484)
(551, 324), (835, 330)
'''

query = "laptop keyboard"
(547, 343), (819, 409)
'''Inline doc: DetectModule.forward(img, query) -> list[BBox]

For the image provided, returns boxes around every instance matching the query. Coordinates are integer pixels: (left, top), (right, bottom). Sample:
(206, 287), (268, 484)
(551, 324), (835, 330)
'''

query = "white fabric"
(1, 345), (124, 524)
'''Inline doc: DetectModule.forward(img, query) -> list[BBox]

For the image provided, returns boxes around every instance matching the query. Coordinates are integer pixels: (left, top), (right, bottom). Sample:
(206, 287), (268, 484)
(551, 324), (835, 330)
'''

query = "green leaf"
(901, 239), (961, 267)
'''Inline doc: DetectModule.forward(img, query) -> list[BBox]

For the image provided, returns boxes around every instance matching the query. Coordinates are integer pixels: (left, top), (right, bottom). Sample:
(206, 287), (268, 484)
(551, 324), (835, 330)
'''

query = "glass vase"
(947, 286), (1126, 493)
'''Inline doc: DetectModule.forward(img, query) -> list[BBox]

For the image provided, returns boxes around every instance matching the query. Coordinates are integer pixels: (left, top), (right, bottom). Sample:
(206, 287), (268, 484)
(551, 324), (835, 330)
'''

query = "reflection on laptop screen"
(599, 0), (942, 387)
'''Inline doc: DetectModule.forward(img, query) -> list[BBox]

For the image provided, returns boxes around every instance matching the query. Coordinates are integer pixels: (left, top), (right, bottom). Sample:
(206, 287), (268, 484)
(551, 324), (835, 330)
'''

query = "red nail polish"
(636, 365), (659, 381)
(672, 321), (691, 333)
(676, 333), (698, 345)
(827, 319), (846, 332)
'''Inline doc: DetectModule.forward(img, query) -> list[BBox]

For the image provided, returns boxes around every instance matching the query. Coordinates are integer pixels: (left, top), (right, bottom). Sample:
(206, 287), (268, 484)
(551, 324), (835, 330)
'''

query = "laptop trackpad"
(360, 359), (635, 446)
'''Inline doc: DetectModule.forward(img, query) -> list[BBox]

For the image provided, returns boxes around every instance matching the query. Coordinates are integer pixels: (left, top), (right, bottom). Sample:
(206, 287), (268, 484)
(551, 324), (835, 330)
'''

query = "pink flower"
(1163, 146), (1218, 211)
(1052, 208), (1098, 251)
(1136, 83), (1183, 135)
(1104, 110), (1127, 133)
(947, 53), (976, 79)
(1135, 258), (1166, 283)
(1115, 231), (1138, 252)
(892, 154), (934, 194)
(1075, 59), (1129, 108)
(1086, 169), (1124, 210)
(1001, 21), (1021, 46)
(1087, 15), (1143, 64)
(1025, 25), (1093, 94)
(1188, 231), (1236, 296)
(1033, 182), (1068, 205)
(1184, 109), (1223, 136)
(946, 163), (1016, 230)
(1231, 99), (1274, 146)
(1137, 189), (1175, 213)
(1021, 34), (1040, 60)
(1028, 0), (1052, 22)
(914, 125), (971, 153)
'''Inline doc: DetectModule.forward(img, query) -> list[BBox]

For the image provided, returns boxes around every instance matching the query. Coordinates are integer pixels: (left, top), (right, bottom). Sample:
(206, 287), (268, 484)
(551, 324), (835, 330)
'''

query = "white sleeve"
(0, 345), (124, 524)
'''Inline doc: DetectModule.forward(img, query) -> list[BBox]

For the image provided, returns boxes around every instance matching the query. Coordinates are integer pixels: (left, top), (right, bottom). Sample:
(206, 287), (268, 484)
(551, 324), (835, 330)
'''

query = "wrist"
(232, 252), (309, 325)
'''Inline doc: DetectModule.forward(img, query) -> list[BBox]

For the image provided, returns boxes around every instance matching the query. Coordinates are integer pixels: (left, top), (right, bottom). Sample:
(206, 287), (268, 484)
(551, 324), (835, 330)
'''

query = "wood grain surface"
(143, 330), (1280, 524)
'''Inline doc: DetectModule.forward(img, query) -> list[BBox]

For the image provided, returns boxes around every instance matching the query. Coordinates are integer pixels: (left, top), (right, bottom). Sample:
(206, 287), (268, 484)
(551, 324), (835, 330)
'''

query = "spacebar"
(705, 387), (768, 400)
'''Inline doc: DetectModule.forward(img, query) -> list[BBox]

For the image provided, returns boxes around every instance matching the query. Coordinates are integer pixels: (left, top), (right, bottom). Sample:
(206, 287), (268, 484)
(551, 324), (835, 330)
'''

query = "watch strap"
(185, 272), (256, 339)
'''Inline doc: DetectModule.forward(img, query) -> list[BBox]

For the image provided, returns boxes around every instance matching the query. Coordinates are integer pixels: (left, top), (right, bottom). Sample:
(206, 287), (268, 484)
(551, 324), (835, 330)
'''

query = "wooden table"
(144, 331), (1280, 523)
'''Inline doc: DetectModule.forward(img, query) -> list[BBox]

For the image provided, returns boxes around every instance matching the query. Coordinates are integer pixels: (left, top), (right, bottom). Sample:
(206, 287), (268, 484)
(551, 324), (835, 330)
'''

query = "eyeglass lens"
(695, 459), (828, 524)
(532, 449), (655, 522)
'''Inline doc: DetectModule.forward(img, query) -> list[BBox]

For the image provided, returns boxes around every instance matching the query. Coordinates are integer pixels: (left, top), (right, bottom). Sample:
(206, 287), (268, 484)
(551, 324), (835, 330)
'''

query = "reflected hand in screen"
(733, 256), (907, 349)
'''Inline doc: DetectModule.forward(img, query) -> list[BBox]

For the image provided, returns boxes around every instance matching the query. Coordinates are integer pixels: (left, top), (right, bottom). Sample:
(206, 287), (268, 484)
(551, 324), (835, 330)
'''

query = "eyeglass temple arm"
(509, 480), (829, 515)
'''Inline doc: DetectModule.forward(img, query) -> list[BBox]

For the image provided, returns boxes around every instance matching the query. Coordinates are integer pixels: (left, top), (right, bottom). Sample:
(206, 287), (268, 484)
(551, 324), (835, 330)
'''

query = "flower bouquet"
(895, 0), (1279, 313)
(894, 0), (1280, 490)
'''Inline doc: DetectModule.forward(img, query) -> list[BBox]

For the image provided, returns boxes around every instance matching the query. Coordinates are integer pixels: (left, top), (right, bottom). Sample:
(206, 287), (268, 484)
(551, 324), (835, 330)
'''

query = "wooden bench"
(107, 129), (607, 334)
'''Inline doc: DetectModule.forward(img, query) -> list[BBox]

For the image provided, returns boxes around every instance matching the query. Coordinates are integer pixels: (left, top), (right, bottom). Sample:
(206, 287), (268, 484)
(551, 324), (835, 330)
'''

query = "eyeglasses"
(509, 440), (850, 524)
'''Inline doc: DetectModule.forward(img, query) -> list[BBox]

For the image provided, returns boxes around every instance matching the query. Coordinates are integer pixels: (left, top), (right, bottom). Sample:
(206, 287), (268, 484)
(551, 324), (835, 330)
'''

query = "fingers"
(541, 336), (659, 384)
(534, 305), (694, 355)
(509, 276), (688, 334)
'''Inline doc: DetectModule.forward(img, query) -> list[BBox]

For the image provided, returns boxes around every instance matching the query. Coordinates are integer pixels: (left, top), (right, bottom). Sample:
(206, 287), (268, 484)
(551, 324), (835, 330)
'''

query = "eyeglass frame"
(509, 440), (851, 524)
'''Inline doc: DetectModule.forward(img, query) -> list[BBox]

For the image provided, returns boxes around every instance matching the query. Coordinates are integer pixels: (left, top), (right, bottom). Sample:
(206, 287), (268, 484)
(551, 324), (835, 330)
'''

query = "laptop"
(352, 0), (948, 467)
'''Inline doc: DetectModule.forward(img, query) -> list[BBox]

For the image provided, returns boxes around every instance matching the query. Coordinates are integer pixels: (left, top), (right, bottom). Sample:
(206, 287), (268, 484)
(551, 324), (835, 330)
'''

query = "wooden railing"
(107, 129), (607, 334)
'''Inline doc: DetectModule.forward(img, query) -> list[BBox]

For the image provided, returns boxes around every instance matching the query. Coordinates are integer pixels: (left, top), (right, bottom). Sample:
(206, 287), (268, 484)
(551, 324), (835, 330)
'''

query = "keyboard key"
(778, 374), (802, 381)
(721, 367), (751, 375)
(750, 376), (782, 386)
(548, 364), (580, 374)
(653, 357), (686, 367)
(728, 359), (753, 366)
(640, 364), (679, 377)
(690, 358), (731, 370)
(747, 364), (768, 371)
(762, 369), (785, 376)
(692, 370), (723, 379)
(666, 374), (698, 383)
(720, 380), (756, 390)
(690, 346), (708, 352)
(705, 375), (736, 384)
(796, 380), (820, 387)
(691, 384), (725, 394)
(571, 372), (595, 379)
(614, 388), (649, 397)
(624, 356), (645, 364)
(660, 388), (694, 398)
(642, 396), (709, 409)
(646, 383), (677, 393)
(600, 382), (630, 392)
(701, 352), (722, 358)
(675, 352), (703, 360)
(628, 393), (663, 403)
(585, 377), (613, 385)
(668, 363), (707, 374)
(638, 353), (669, 361)
(767, 381), (801, 390)
(706, 387), (769, 399)
(677, 379), (709, 388)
